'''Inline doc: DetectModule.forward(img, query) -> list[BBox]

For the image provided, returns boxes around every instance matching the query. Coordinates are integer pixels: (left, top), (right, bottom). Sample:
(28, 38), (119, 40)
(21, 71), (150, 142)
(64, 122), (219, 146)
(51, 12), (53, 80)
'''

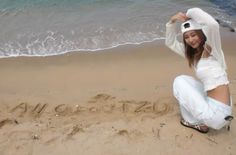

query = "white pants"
(173, 75), (232, 130)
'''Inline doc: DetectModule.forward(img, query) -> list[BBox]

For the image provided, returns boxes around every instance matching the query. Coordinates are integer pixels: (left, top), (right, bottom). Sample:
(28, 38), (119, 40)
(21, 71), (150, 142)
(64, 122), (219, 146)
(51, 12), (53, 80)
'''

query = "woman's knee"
(173, 75), (189, 88)
(172, 75), (194, 97)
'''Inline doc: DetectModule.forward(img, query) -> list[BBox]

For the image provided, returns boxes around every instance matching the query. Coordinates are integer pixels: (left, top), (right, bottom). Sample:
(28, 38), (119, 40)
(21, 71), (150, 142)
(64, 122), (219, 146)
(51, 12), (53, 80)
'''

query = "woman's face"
(183, 30), (202, 49)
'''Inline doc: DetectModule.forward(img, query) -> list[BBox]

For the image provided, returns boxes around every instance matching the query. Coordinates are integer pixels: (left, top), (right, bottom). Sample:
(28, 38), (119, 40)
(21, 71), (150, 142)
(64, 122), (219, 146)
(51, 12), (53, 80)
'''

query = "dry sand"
(0, 28), (236, 155)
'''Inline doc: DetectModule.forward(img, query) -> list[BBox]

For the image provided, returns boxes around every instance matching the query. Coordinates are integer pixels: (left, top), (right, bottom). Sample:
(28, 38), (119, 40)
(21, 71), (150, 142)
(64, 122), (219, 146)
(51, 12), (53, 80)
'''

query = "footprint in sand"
(117, 129), (129, 136)
(116, 129), (144, 140)
(0, 119), (18, 129)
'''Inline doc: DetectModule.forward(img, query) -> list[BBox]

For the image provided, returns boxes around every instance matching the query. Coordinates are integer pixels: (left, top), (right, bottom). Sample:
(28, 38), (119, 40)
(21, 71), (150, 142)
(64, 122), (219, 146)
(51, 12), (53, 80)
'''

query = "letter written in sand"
(122, 103), (127, 113)
(134, 101), (152, 113)
(153, 102), (170, 116)
(31, 103), (48, 117)
(102, 104), (115, 113)
(10, 102), (28, 116)
(54, 104), (70, 116)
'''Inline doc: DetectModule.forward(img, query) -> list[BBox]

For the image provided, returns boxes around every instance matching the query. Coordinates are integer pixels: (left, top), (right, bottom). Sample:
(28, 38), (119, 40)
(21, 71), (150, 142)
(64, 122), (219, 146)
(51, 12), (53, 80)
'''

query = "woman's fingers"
(170, 12), (189, 23)
(177, 12), (188, 22)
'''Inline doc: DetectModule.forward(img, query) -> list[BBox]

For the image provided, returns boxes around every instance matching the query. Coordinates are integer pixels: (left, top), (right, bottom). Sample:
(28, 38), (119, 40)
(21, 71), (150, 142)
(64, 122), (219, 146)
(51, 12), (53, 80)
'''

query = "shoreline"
(1, 26), (235, 61)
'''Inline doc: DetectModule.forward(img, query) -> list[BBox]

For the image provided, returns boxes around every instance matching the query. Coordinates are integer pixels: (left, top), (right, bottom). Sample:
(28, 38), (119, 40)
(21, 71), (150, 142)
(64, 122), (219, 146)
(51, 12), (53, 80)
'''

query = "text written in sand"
(5, 94), (174, 118)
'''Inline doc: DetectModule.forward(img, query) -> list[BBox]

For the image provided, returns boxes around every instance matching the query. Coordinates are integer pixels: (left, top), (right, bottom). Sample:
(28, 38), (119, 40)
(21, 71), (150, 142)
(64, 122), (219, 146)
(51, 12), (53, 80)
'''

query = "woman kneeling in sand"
(165, 8), (233, 133)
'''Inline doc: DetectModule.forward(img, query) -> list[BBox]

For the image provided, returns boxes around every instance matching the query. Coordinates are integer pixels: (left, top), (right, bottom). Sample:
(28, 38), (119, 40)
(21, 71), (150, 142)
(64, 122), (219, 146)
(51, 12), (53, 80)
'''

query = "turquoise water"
(210, 0), (236, 16)
(0, 0), (236, 57)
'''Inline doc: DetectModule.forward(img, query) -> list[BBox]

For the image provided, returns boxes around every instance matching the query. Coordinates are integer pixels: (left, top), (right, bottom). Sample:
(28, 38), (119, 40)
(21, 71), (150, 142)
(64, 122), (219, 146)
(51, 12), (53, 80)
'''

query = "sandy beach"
(0, 28), (236, 155)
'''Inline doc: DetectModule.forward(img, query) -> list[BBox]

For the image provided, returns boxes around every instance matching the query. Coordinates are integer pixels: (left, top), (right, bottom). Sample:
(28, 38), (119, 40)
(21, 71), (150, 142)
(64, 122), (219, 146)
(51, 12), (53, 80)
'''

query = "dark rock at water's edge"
(216, 19), (235, 32)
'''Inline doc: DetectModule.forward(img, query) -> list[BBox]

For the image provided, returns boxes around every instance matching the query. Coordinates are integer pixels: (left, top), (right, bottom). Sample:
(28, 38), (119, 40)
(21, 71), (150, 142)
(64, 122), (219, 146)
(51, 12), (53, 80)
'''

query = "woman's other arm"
(165, 12), (187, 57)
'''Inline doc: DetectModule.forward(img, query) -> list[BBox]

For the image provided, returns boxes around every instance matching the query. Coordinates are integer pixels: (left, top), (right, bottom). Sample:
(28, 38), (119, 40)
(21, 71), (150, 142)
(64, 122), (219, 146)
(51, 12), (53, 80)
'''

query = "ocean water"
(0, 0), (236, 58)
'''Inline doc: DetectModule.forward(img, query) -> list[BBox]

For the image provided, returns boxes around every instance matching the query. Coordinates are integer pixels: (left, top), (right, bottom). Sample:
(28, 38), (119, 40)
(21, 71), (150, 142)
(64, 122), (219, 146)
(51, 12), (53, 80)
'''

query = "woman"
(165, 8), (233, 133)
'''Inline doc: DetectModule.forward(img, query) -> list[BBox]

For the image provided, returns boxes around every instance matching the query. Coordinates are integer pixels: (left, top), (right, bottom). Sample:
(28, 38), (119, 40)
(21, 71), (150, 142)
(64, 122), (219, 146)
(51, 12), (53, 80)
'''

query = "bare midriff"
(207, 84), (230, 105)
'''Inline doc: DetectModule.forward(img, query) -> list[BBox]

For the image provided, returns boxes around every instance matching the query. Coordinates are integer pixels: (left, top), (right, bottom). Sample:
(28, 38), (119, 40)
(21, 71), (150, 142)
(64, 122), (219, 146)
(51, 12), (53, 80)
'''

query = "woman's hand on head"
(170, 12), (189, 23)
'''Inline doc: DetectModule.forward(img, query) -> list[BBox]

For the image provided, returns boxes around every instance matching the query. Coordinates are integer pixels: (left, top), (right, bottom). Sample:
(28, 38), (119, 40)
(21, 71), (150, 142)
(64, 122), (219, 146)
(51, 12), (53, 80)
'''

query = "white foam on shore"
(0, 37), (165, 59)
